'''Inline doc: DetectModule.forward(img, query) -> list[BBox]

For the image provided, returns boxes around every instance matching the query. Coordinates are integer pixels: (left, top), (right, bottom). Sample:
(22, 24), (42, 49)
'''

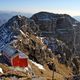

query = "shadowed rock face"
(31, 12), (80, 56)
(4, 15), (31, 33)
(0, 15), (38, 50)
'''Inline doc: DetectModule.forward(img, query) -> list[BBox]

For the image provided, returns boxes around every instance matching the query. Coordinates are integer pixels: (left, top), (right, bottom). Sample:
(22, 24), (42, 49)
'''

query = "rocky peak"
(31, 12), (80, 56)
(4, 15), (29, 32)
(31, 12), (77, 32)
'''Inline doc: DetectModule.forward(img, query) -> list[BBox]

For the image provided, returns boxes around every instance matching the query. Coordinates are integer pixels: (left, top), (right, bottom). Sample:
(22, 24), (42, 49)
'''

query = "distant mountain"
(73, 16), (80, 22)
(0, 11), (32, 26)
(31, 12), (80, 75)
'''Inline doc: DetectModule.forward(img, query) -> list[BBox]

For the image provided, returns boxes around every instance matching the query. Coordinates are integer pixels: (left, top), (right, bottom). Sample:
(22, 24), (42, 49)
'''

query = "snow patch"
(48, 48), (51, 51)
(18, 15), (21, 19)
(40, 37), (44, 40)
(72, 24), (77, 26)
(19, 30), (26, 38)
(0, 68), (3, 73)
(36, 36), (39, 39)
(24, 64), (32, 72)
(40, 37), (44, 43)
(24, 67), (28, 71)
(30, 60), (45, 70)
(10, 67), (28, 72)
(42, 46), (46, 50)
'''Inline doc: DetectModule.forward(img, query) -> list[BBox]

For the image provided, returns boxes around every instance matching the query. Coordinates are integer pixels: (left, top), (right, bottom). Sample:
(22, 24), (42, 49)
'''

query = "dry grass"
(29, 56), (73, 80)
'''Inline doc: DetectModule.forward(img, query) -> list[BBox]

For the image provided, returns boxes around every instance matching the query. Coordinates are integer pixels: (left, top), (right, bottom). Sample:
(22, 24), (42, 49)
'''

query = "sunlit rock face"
(31, 12), (80, 56)
(0, 15), (38, 51)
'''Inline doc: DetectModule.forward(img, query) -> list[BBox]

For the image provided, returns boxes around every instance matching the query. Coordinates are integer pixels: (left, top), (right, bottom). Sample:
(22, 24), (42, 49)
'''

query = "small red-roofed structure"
(2, 45), (28, 67)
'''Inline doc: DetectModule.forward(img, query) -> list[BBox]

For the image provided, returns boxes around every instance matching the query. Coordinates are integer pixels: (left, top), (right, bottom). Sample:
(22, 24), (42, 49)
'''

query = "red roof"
(11, 55), (28, 67)
(2, 45), (28, 67)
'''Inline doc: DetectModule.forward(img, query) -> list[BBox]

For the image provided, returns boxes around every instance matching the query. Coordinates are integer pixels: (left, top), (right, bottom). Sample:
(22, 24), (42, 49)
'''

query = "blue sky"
(0, 0), (80, 16)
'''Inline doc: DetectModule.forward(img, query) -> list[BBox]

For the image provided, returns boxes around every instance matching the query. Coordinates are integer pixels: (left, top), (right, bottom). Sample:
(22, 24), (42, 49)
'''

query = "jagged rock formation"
(0, 15), (39, 51)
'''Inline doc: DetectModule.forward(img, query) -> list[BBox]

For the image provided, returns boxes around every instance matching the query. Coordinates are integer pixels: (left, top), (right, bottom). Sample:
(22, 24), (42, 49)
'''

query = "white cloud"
(1, 7), (80, 16)
(19, 7), (80, 16)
